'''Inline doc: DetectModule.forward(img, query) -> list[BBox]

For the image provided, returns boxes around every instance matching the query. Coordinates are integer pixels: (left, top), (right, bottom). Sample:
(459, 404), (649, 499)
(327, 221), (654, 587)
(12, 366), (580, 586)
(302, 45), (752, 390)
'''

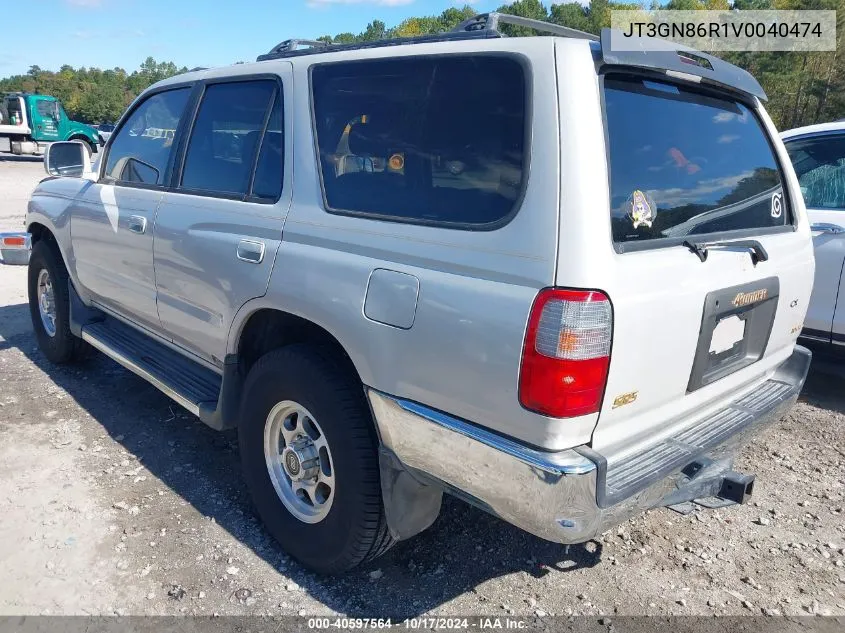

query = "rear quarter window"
(310, 55), (527, 229)
(604, 75), (789, 247)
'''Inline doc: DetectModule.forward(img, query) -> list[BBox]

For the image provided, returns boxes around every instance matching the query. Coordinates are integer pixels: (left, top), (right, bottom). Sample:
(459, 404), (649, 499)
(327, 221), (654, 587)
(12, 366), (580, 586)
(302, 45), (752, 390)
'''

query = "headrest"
(348, 118), (395, 156)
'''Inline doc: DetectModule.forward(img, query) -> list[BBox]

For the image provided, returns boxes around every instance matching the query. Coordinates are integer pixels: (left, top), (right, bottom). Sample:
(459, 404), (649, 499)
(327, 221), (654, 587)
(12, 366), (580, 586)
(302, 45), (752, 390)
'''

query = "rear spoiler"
(599, 28), (767, 102)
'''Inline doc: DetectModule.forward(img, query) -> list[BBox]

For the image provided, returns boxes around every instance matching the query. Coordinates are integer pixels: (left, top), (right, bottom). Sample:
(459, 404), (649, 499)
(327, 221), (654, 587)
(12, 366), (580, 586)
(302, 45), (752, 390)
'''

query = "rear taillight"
(519, 289), (612, 418)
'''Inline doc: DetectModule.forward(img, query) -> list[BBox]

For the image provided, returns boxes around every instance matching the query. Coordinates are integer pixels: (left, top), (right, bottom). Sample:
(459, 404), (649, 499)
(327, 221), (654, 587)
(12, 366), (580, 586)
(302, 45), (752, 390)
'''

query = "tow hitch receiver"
(717, 471), (755, 505)
(666, 465), (756, 514)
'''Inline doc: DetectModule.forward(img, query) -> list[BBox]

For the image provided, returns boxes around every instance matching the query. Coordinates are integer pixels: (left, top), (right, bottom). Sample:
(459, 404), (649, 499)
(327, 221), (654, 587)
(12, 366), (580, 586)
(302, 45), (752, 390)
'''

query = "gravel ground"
(0, 156), (843, 618)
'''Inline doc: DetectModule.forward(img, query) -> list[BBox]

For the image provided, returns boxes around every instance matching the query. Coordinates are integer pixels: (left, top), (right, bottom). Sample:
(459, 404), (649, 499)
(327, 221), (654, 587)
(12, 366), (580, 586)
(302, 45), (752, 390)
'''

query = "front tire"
(238, 345), (394, 574)
(27, 240), (90, 364)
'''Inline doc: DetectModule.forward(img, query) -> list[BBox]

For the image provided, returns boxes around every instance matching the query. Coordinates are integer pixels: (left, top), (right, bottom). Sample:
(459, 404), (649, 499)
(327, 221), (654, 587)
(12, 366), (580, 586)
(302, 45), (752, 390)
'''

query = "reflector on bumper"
(0, 232), (31, 266)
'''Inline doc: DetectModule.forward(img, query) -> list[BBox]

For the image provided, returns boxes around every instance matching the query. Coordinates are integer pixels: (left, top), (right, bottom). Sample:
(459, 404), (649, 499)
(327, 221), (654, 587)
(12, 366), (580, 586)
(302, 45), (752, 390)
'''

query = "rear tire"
(238, 345), (395, 574)
(27, 240), (90, 364)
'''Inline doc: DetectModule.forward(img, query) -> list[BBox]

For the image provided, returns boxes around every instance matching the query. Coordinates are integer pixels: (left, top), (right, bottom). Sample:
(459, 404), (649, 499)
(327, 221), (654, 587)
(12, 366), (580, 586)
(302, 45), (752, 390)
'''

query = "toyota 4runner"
(0, 14), (815, 574)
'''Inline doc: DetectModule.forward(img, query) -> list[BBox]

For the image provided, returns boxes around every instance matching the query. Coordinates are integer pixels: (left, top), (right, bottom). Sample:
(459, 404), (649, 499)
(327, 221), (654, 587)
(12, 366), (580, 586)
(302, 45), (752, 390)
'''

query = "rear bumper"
(368, 345), (811, 544)
(0, 232), (31, 266)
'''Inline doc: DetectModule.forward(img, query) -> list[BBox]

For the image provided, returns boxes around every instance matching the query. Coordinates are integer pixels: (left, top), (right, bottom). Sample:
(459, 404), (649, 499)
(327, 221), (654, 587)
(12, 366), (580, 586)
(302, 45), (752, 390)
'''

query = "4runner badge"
(626, 189), (656, 229)
(733, 289), (768, 307)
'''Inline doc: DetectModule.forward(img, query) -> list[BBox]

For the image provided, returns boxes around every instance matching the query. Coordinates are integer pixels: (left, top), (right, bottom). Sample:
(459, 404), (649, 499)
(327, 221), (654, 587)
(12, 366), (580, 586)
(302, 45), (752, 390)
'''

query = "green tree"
(550, 3), (593, 33)
(496, 0), (550, 35)
(2, 0), (843, 127)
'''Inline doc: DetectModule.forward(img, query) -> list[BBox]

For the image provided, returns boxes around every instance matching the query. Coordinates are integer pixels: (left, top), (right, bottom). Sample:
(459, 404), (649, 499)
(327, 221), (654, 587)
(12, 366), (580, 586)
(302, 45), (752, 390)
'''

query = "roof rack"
(452, 12), (599, 42)
(262, 39), (330, 59)
(255, 11), (598, 62)
(257, 30), (499, 62)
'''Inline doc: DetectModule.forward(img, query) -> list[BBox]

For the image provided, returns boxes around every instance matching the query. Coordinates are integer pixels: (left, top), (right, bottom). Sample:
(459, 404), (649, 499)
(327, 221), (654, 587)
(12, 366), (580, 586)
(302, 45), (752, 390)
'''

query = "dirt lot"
(0, 155), (843, 618)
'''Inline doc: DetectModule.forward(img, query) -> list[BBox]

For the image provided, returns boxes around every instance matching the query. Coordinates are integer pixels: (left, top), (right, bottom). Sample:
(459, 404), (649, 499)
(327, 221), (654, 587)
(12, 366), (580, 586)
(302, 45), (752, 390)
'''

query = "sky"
(1, 0), (509, 77)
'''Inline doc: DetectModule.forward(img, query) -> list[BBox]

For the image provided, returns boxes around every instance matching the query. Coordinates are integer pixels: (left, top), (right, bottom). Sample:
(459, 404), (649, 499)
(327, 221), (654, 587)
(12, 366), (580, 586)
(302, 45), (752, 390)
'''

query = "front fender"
(26, 178), (95, 299)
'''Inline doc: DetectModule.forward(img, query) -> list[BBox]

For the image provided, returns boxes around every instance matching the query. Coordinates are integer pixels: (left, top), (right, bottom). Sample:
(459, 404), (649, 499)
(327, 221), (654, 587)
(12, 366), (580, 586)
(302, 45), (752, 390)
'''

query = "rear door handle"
(810, 223), (845, 234)
(127, 215), (147, 234)
(237, 239), (265, 264)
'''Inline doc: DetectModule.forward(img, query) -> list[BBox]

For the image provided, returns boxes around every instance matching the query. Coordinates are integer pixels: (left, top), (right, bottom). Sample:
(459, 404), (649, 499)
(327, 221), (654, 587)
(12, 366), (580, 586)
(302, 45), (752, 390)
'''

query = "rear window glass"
(784, 134), (845, 211)
(605, 76), (788, 245)
(311, 56), (526, 228)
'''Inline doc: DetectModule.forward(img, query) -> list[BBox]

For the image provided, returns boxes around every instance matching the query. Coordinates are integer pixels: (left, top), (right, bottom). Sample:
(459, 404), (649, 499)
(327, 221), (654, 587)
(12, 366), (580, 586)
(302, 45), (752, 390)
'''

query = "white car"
(96, 123), (115, 145)
(782, 122), (845, 348)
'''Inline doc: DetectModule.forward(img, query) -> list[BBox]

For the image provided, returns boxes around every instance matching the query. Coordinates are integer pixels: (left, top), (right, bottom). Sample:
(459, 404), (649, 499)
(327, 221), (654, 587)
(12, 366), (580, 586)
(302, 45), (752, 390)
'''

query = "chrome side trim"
(382, 394), (596, 475)
(80, 329), (201, 416)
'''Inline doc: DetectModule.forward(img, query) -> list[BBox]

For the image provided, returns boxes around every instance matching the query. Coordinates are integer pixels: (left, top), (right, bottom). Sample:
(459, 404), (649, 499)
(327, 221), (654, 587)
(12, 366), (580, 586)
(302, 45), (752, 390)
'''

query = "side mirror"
(44, 141), (92, 178)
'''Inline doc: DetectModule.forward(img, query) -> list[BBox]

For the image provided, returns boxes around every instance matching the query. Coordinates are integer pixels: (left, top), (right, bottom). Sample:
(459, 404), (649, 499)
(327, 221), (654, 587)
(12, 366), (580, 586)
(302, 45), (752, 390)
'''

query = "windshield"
(605, 75), (789, 245)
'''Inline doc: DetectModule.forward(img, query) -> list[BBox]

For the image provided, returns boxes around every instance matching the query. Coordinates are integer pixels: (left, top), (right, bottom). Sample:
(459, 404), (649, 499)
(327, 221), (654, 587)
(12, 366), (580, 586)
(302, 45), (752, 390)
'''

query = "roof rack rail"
(256, 30), (498, 62)
(452, 12), (599, 42)
(255, 12), (598, 62)
(259, 38), (329, 60)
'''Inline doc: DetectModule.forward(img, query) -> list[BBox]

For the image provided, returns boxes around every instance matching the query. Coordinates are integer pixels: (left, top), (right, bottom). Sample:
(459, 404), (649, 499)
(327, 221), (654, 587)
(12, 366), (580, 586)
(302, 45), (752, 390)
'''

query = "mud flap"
(378, 448), (442, 541)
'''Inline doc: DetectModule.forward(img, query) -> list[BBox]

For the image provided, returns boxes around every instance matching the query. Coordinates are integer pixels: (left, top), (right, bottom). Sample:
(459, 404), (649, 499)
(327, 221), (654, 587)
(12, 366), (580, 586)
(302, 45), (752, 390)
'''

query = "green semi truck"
(0, 92), (100, 156)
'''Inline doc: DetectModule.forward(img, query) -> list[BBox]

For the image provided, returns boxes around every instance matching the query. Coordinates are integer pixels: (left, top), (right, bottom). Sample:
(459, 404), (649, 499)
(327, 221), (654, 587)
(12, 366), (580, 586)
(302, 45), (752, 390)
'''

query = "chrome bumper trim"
(0, 232), (32, 266)
(368, 346), (811, 544)
(391, 398), (596, 475)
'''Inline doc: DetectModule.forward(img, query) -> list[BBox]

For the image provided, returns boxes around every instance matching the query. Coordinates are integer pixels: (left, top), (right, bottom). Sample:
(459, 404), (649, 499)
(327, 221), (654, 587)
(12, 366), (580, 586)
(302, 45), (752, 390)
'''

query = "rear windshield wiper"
(683, 239), (769, 266)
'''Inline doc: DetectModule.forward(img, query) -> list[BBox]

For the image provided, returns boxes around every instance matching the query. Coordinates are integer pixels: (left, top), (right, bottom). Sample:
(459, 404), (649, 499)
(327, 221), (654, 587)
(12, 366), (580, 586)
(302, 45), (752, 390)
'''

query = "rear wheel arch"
(234, 308), (363, 385)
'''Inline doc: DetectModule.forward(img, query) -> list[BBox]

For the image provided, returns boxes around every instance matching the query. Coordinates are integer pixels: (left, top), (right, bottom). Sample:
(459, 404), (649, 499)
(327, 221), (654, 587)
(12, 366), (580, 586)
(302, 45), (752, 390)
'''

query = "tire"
(238, 345), (395, 574)
(71, 137), (94, 156)
(27, 240), (90, 364)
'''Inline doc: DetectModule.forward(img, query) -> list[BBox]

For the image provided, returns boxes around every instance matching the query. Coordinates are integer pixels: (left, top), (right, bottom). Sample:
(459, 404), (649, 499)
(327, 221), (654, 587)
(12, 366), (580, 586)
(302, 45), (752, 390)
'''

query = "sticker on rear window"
(770, 192), (783, 219)
(625, 189), (656, 229)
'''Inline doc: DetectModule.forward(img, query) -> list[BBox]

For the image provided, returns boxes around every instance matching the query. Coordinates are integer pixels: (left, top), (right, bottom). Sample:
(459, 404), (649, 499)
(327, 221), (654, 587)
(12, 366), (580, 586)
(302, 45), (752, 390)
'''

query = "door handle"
(127, 215), (147, 234)
(237, 239), (265, 264)
(810, 223), (845, 235)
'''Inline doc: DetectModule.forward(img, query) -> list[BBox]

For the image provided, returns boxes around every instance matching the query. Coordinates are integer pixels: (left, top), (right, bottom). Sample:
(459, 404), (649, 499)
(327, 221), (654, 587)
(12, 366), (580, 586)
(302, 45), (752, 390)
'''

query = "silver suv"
(2, 14), (815, 574)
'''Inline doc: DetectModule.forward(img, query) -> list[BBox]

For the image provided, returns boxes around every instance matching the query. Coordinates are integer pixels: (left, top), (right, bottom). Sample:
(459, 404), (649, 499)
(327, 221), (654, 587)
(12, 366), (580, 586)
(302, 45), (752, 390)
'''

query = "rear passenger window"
(105, 88), (191, 186)
(181, 80), (278, 198)
(311, 56), (526, 228)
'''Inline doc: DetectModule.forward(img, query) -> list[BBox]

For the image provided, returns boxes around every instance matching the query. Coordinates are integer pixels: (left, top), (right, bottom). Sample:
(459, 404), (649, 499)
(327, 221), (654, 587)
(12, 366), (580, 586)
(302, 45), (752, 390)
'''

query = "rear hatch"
(557, 66), (814, 455)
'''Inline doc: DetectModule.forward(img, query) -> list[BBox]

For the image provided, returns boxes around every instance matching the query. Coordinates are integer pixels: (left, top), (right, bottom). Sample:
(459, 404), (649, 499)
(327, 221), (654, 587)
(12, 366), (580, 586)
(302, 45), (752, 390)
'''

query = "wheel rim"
(36, 268), (57, 338)
(264, 400), (335, 524)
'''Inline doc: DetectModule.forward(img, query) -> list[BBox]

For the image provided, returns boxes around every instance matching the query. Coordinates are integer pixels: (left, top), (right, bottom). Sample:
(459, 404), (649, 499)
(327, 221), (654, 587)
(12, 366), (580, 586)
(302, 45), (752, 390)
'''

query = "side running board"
(69, 283), (243, 431)
(81, 317), (222, 418)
